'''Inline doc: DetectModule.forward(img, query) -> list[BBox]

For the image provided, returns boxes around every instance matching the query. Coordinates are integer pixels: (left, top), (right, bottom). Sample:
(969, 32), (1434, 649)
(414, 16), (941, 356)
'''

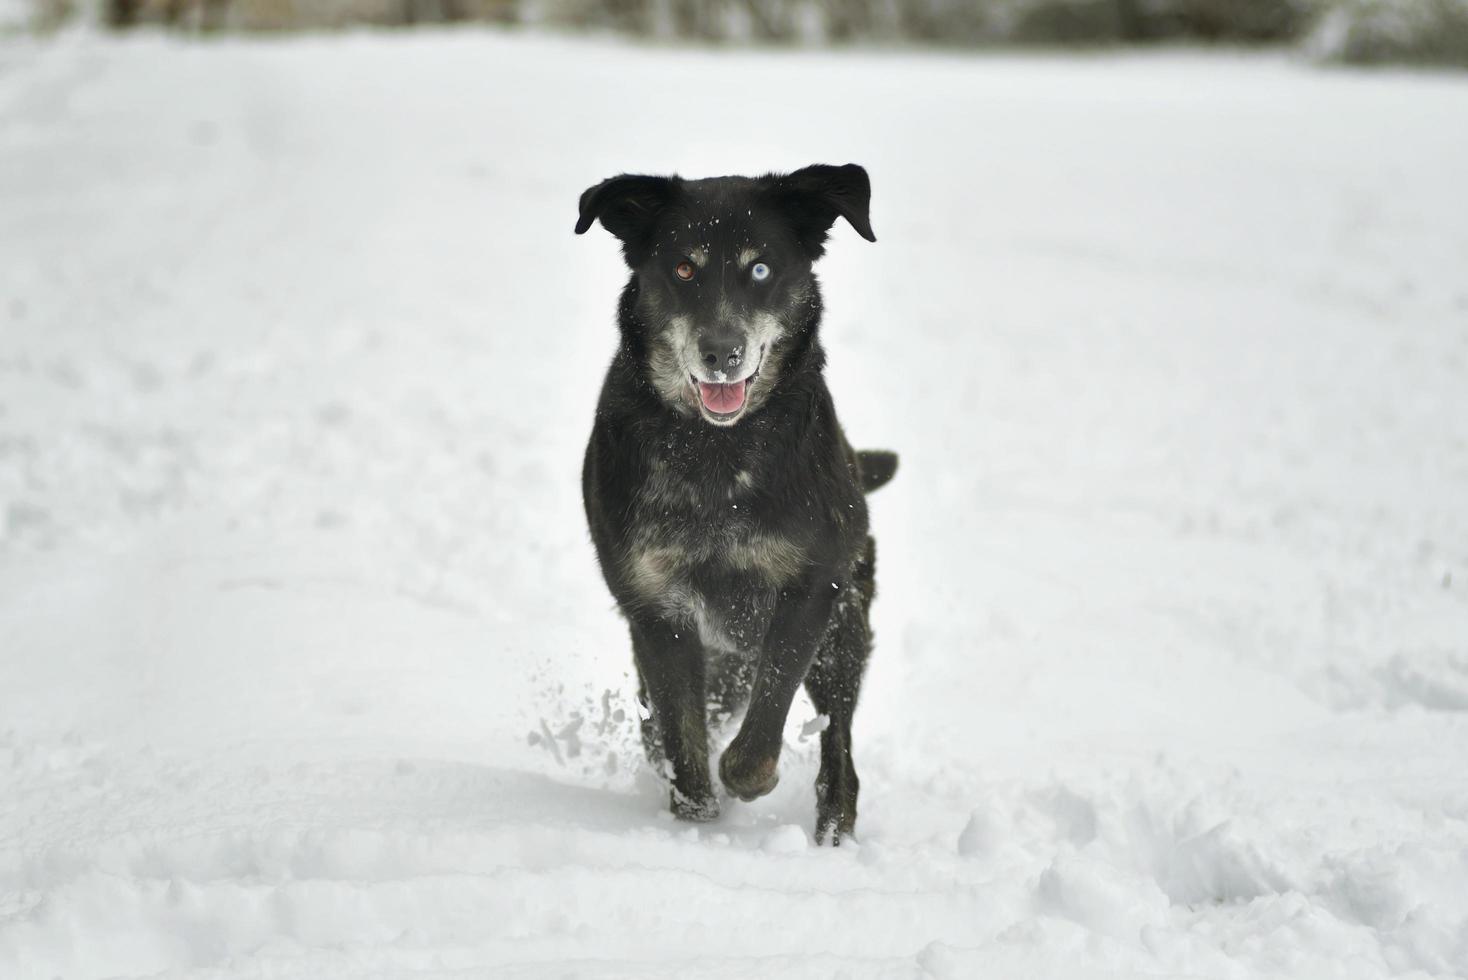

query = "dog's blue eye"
(751, 262), (771, 282)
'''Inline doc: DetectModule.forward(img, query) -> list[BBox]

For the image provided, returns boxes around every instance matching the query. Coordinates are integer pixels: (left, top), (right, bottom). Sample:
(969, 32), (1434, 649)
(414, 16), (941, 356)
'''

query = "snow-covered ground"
(2, 29), (1467, 979)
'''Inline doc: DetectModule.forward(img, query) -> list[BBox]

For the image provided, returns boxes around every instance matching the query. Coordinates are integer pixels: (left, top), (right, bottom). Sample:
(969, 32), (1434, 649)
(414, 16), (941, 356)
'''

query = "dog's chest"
(622, 455), (803, 649)
(634, 455), (753, 544)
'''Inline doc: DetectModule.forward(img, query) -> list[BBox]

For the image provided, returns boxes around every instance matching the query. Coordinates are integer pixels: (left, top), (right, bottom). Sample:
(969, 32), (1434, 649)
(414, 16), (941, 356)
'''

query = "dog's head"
(576, 164), (875, 427)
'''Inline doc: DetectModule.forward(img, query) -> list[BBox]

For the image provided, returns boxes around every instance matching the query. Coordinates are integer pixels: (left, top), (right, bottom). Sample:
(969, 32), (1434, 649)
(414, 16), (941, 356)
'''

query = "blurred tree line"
(9, 0), (1468, 67)
(535, 0), (1317, 44)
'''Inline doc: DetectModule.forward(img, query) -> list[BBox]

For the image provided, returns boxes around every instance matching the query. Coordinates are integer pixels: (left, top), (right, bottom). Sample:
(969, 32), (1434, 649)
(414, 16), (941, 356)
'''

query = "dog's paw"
(719, 746), (780, 802)
(815, 809), (857, 846)
(670, 788), (721, 822)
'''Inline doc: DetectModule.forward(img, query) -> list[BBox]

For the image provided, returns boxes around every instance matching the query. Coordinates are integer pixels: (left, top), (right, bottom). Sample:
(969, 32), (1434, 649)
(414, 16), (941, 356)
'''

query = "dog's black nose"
(699, 334), (744, 373)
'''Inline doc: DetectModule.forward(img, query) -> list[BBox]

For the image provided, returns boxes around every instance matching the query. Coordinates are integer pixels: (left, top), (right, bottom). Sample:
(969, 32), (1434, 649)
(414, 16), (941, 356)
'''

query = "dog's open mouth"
(697, 378), (748, 417)
(690, 348), (763, 424)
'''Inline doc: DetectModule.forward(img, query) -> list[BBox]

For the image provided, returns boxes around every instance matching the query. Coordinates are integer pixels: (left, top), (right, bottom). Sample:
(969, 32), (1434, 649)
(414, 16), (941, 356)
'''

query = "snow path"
(2, 30), (1467, 979)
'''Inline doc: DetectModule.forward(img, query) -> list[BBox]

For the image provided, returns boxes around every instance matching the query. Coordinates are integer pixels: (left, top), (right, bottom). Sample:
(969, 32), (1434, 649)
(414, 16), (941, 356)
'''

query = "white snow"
(2, 29), (1468, 980)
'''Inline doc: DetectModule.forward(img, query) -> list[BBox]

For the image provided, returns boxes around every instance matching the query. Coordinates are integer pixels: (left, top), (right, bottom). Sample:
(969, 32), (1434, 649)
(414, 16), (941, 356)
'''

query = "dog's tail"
(855, 450), (899, 494)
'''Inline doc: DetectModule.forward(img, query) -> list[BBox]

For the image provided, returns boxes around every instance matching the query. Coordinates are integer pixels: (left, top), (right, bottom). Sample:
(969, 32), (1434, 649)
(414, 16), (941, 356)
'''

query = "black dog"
(575, 164), (896, 844)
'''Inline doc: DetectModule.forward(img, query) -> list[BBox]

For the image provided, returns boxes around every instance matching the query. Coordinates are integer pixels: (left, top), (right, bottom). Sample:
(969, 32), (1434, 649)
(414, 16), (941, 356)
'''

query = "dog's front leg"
(718, 579), (837, 803)
(629, 615), (719, 821)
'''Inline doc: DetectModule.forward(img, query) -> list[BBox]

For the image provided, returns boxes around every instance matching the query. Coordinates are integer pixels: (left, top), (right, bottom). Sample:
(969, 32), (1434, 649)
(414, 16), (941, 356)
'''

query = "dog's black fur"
(576, 164), (896, 844)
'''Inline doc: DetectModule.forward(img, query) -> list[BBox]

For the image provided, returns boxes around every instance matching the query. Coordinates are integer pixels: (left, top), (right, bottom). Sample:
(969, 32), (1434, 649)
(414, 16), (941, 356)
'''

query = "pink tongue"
(698, 380), (747, 414)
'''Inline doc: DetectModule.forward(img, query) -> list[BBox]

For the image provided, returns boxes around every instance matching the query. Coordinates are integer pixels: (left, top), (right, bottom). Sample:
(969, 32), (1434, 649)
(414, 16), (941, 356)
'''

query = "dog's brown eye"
(675, 261), (695, 282)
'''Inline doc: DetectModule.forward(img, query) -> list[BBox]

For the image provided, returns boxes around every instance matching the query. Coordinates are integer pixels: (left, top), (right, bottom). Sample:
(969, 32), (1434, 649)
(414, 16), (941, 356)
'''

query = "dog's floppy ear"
(775, 163), (876, 255)
(575, 174), (674, 256)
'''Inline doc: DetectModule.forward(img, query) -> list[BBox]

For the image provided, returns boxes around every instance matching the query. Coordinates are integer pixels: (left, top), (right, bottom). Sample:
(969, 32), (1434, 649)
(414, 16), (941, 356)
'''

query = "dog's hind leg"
(629, 616), (719, 822)
(803, 536), (876, 844)
(704, 649), (756, 728)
